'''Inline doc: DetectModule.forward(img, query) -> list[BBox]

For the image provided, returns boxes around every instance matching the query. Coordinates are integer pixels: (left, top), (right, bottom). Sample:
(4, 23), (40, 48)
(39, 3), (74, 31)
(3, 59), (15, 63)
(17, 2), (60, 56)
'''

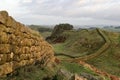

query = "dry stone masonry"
(0, 11), (54, 77)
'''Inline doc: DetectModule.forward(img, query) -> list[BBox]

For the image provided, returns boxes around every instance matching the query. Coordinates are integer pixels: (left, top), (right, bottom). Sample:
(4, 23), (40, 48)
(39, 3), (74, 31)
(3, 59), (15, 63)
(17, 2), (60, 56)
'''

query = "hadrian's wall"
(0, 11), (54, 76)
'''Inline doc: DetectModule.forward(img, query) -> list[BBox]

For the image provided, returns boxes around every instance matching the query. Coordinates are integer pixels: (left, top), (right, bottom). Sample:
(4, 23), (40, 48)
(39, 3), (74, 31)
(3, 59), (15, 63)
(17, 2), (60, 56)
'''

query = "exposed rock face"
(0, 11), (54, 76)
(46, 23), (73, 43)
(51, 24), (73, 37)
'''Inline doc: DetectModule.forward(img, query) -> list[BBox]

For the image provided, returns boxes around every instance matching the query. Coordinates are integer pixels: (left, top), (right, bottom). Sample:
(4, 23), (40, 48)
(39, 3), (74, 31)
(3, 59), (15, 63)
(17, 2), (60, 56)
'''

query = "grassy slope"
(52, 29), (120, 77)
(87, 31), (120, 76)
(40, 32), (52, 39)
(53, 29), (105, 57)
(73, 29), (111, 61)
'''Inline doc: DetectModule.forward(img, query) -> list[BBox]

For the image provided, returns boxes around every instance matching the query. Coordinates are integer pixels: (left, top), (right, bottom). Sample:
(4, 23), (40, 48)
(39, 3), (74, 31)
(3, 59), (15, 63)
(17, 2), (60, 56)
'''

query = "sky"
(0, 0), (120, 26)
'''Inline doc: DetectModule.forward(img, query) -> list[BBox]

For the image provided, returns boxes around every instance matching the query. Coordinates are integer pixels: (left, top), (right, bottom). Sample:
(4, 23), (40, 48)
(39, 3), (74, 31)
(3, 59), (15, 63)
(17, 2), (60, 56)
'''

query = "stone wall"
(0, 11), (54, 76)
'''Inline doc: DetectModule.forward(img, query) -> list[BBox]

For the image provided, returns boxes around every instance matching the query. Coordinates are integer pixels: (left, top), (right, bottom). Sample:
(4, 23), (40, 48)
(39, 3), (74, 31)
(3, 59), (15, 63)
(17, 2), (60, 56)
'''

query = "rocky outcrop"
(0, 11), (54, 77)
(46, 23), (73, 43)
(51, 24), (73, 37)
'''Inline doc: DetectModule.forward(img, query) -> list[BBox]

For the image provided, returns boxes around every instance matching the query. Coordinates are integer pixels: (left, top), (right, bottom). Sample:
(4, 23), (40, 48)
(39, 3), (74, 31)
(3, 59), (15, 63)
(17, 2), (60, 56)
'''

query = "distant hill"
(28, 25), (53, 32)
(102, 26), (120, 32)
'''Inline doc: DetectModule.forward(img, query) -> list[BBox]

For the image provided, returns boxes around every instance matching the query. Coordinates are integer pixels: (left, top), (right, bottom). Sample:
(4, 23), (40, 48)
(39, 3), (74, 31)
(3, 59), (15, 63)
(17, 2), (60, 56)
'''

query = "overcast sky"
(0, 0), (120, 25)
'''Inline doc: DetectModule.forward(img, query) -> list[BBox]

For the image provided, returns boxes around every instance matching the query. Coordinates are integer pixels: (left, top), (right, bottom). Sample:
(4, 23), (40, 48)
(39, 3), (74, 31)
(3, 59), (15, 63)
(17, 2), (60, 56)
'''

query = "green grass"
(53, 43), (67, 53)
(52, 29), (120, 77)
(87, 45), (120, 76)
(87, 31), (120, 77)
(59, 61), (110, 80)
(1, 64), (57, 80)
(60, 61), (96, 75)
(53, 29), (105, 57)
(40, 32), (52, 39)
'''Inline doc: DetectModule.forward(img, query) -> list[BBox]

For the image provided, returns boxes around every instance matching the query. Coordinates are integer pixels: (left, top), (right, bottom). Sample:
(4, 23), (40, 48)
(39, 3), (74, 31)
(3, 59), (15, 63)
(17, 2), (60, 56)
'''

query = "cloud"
(22, 0), (32, 3)
(0, 0), (120, 25)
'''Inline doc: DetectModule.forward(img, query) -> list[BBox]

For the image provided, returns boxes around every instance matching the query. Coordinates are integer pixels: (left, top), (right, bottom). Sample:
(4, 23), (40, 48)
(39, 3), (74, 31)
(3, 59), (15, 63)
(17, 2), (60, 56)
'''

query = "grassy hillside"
(53, 29), (105, 57)
(28, 25), (53, 32)
(51, 28), (120, 77)
(87, 30), (120, 76)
